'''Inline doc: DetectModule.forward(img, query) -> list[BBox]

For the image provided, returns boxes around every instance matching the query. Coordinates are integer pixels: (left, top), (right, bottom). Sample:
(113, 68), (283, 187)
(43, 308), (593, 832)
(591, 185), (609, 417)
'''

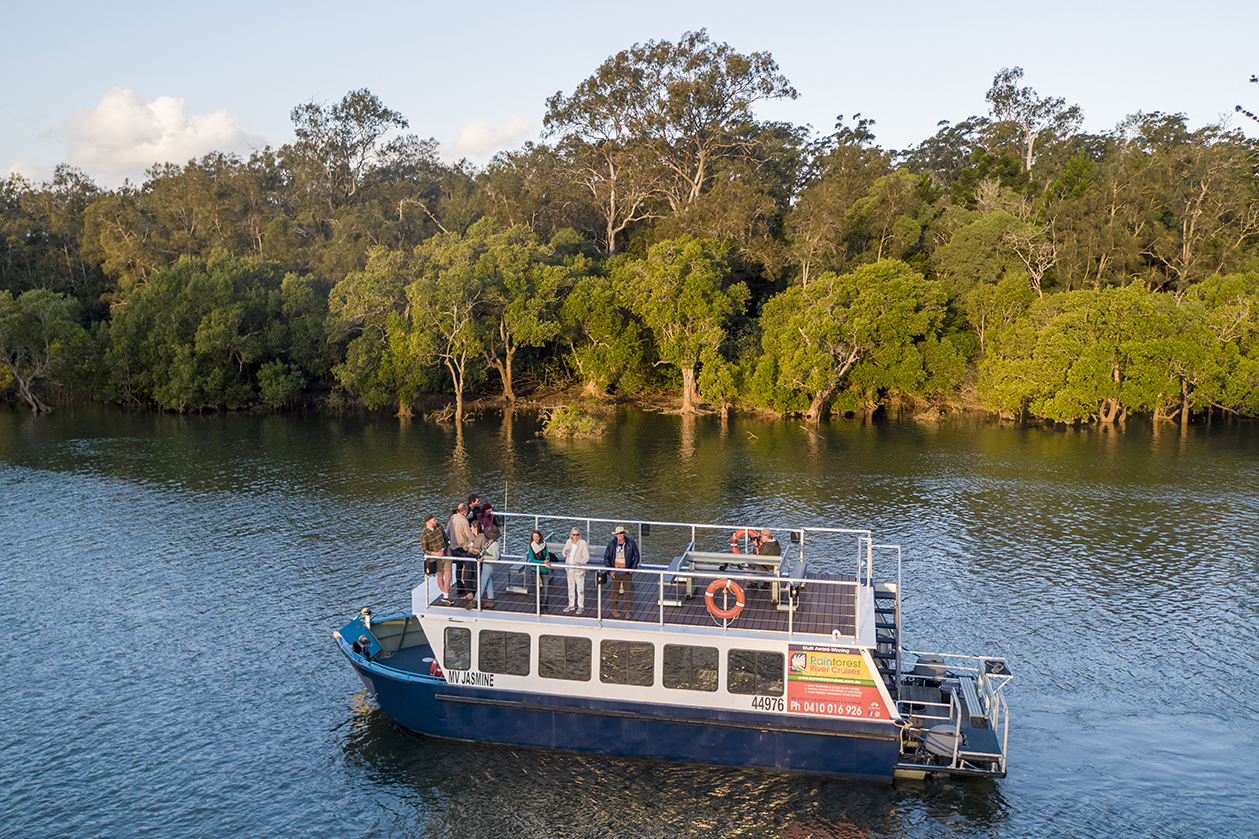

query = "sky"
(4, 0), (1256, 189)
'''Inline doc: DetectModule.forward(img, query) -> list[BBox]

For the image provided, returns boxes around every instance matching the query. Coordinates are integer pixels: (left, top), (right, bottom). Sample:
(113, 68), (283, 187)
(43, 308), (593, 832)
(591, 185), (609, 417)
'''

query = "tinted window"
(539, 635), (592, 682)
(599, 640), (654, 687)
(727, 649), (784, 696)
(444, 627), (471, 671)
(663, 644), (718, 692)
(479, 629), (531, 676)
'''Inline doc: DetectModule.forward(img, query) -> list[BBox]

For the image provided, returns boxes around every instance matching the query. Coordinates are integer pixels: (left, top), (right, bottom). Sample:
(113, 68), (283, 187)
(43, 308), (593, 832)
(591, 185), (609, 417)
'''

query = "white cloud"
(4, 159), (51, 183)
(55, 88), (262, 177)
(452, 116), (532, 158)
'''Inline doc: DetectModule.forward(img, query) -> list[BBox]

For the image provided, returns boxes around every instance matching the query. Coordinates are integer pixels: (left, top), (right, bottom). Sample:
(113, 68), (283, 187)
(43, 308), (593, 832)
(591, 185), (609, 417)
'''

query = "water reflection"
(3, 404), (1256, 839)
(338, 690), (1009, 839)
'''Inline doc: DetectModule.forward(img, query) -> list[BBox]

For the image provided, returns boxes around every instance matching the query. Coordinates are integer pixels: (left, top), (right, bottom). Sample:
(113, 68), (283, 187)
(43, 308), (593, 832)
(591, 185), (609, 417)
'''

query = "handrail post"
(658, 569), (664, 626)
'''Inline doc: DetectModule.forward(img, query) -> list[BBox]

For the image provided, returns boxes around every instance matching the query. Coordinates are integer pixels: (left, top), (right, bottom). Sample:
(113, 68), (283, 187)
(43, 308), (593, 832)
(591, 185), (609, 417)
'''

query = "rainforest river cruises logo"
(786, 644), (890, 720)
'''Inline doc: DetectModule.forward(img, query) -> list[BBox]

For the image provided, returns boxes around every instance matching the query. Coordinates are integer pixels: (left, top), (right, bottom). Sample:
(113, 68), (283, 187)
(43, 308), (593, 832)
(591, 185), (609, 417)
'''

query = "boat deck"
(428, 568), (858, 637)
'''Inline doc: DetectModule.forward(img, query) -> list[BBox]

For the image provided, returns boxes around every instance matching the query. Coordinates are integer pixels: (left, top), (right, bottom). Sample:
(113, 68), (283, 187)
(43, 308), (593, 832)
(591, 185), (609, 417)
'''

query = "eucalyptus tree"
(289, 89), (409, 209)
(0, 167), (110, 320)
(544, 29), (797, 252)
(478, 142), (598, 242)
(1121, 116), (1259, 296)
(985, 66), (1083, 173)
(788, 116), (891, 284)
(616, 236), (747, 413)
(406, 226), (490, 422)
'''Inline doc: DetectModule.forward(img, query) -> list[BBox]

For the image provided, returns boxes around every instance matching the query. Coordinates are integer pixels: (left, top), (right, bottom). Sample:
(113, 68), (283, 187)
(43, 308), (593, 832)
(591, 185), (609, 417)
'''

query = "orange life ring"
(429, 659), (443, 678)
(705, 579), (746, 620)
(729, 528), (757, 554)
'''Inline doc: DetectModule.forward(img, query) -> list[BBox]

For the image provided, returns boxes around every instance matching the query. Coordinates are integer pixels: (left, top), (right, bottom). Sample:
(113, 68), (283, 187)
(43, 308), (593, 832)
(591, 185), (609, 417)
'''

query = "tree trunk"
(503, 346), (516, 403)
(1098, 397), (1121, 424)
(18, 380), (52, 413)
(804, 388), (832, 423)
(396, 399), (412, 420)
(680, 366), (698, 414)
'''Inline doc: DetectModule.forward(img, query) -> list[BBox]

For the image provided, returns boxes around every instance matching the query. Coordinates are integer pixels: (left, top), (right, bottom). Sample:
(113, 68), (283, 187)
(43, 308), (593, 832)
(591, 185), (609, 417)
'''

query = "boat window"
(663, 644), (718, 692)
(539, 635), (592, 682)
(479, 630), (531, 676)
(599, 640), (654, 687)
(444, 627), (471, 671)
(727, 649), (784, 696)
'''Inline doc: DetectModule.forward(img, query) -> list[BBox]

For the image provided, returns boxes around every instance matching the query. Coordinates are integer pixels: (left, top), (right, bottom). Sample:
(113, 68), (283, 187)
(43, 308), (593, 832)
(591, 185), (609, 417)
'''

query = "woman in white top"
(562, 527), (590, 614)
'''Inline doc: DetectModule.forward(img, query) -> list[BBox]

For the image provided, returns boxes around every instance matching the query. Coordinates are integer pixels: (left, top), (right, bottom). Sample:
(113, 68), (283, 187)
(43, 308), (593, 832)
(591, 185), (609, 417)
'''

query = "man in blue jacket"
(603, 526), (640, 620)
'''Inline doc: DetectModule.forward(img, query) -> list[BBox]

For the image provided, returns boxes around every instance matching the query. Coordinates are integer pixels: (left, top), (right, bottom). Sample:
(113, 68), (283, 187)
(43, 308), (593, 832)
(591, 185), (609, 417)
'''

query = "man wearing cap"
(421, 513), (452, 604)
(757, 528), (780, 557)
(602, 526), (640, 619)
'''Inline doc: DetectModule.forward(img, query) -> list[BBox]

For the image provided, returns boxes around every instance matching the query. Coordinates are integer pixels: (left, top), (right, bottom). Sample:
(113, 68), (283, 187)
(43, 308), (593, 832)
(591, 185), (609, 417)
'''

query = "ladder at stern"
(870, 581), (900, 700)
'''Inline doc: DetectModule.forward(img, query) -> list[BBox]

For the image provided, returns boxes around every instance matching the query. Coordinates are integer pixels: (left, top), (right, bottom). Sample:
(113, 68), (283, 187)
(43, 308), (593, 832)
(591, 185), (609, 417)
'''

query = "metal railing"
(493, 511), (878, 579)
(894, 650), (1012, 773)
(414, 552), (870, 639)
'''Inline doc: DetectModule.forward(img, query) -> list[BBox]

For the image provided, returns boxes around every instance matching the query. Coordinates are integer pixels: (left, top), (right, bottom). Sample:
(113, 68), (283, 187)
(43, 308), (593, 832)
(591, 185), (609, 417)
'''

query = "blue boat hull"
(339, 639), (900, 781)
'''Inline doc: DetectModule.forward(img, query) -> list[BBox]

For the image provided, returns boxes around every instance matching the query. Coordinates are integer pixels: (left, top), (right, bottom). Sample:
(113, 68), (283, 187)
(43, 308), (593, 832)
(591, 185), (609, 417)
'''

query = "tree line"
(3, 31), (1258, 424)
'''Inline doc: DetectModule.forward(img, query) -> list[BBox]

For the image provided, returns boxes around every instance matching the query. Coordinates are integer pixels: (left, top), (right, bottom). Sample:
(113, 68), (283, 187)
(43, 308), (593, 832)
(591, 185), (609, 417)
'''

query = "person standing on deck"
(562, 527), (590, 614)
(460, 520), (488, 603)
(602, 526), (640, 620)
(758, 528), (780, 556)
(471, 523), (499, 609)
(526, 530), (554, 613)
(448, 503), (474, 597)
(477, 502), (496, 530)
(421, 513), (452, 604)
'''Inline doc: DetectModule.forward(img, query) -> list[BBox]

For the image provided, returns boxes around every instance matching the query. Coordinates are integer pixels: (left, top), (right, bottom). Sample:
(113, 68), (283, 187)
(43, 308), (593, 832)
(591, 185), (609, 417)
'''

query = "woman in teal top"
(526, 529), (553, 613)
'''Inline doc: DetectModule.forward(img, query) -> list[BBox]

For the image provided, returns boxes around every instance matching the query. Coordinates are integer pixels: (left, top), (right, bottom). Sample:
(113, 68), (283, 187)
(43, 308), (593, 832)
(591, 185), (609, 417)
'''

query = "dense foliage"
(3, 38), (1257, 424)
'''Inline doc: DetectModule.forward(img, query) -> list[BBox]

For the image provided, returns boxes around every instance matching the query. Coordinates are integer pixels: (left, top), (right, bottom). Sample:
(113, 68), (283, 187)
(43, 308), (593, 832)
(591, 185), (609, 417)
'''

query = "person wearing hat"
(757, 528), (781, 557)
(421, 513), (452, 604)
(602, 525), (640, 619)
(476, 502), (496, 531)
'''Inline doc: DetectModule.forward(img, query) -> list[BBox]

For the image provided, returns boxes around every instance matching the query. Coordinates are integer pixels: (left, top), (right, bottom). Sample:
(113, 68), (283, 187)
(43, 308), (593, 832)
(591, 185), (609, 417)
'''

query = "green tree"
(985, 67), (1083, 172)
(407, 228), (489, 421)
(289, 89), (409, 209)
(617, 236), (747, 412)
(474, 222), (572, 402)
(0, 289), (93, 412)
(328, 247), (425, 414)
(544, 30), (797, 251)
(755, 260), (949, 420)
(979, 285), (1212, 424)
(105, 253), (319, 411)
(559, 267), (649, 397)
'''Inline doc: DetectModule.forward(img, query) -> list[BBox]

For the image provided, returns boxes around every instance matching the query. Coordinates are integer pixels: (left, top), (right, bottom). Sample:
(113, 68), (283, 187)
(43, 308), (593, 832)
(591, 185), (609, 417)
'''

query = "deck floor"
(430, 568), (857, 636)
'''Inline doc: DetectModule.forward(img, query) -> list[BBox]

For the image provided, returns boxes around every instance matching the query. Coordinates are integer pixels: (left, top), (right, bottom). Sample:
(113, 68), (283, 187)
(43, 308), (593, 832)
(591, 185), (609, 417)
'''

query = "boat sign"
(787, 644), (892, 720)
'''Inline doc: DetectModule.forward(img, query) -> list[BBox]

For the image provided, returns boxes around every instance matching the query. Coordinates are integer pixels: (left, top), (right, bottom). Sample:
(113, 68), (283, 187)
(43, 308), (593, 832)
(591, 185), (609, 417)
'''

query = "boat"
(334, 512), (1012, 781)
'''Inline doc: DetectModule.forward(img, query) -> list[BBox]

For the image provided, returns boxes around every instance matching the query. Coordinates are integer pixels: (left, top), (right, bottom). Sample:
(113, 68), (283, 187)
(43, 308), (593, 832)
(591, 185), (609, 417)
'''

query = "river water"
(2, 405), (1256, 838)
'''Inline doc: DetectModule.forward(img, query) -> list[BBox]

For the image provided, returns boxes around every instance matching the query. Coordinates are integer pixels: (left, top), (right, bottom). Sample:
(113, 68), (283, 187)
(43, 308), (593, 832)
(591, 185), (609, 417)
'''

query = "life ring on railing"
(729, 529), (757, 554)
(705, 579), (746, 620)
(429, 659), (443, 679)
